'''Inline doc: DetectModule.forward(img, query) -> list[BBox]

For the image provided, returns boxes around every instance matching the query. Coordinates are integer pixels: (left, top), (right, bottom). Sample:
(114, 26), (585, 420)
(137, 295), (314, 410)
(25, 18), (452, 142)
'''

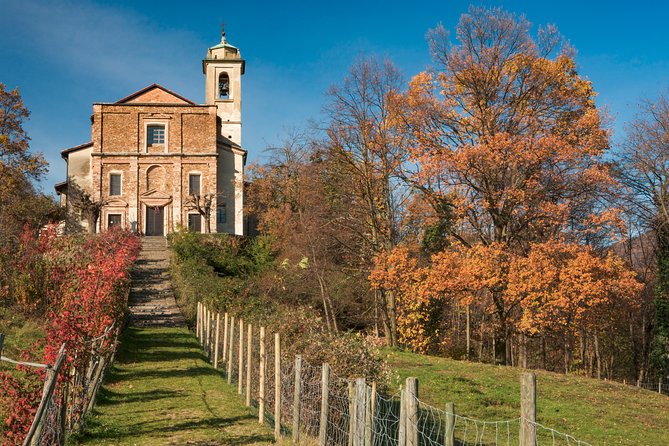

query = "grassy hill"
(383, 348), (669, 445)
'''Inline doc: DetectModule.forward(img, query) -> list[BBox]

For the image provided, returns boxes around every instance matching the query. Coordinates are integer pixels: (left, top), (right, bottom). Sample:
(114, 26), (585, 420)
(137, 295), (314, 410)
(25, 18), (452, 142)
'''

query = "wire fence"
(637, 381), (669, 396)
(197, 302), (594, 446)
(0, 324), (120, 446)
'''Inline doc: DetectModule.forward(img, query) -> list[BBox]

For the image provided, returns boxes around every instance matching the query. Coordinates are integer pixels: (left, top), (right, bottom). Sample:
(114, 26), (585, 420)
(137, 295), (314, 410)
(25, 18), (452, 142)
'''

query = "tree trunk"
(494, 325), (507, 365)
(380, 289), (398, 347)
(594, 332), (602, 379)
(519, 333), (527, 369)
(656, 224), (669, 377)
(466, 305), (471, 361)
(580, 328), (587, 375)
(564, 335), (571, 374)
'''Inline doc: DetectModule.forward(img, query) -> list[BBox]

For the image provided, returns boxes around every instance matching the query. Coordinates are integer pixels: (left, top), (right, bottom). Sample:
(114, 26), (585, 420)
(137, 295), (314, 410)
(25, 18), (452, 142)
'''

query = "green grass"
(383, 348), (669, 445)
(70, 326), (275, 446)
(0, 306), (45, 363)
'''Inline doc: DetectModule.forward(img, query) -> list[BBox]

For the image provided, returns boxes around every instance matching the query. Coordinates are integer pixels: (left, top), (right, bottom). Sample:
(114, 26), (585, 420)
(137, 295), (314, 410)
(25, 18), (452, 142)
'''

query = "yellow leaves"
(507, 240), (643, 335)
(371, 239), (642, 351)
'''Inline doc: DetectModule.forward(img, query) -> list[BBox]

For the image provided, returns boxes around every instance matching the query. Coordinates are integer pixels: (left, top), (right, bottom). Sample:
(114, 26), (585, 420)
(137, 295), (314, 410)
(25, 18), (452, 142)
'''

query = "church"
(55, 29), (246, 236)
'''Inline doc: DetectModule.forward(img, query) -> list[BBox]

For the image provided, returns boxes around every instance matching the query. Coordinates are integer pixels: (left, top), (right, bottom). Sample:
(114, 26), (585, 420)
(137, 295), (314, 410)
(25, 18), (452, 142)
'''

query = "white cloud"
(0, 0), (205, 99)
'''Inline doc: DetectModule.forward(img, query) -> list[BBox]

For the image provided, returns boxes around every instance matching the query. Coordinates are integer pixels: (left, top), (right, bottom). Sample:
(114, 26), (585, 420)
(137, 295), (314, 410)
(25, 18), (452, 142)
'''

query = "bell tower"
(203, 24), (245, 146)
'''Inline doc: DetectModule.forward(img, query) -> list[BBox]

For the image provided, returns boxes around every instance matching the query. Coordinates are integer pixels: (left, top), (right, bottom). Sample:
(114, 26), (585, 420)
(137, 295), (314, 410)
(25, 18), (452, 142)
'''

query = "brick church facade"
(55, 29), (246, 236)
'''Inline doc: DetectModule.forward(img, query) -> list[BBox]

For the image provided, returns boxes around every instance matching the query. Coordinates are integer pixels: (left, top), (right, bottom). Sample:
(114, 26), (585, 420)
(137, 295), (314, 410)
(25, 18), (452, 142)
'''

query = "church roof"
(54, 181), (67, 194)
(114, 84), (197, 105)
(61, 141), (93, 159)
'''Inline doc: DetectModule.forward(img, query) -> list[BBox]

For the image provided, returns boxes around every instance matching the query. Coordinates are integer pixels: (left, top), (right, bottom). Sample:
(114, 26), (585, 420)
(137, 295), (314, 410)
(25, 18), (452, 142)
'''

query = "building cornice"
(91, 152), (219, 157)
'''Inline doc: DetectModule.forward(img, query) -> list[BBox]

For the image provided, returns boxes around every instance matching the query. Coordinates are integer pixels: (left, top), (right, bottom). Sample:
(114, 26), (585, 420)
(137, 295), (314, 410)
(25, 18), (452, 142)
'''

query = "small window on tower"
(218, 72), (230, 99)
(147, 125), (165, 146)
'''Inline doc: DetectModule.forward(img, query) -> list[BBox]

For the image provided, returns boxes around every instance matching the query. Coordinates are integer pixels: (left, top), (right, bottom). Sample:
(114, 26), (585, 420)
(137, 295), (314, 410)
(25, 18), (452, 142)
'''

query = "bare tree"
(617, 92), (669, 378)
(325, 56), (411, 345)
(67, 180), (107, 234)
(184, 193), (224, 234)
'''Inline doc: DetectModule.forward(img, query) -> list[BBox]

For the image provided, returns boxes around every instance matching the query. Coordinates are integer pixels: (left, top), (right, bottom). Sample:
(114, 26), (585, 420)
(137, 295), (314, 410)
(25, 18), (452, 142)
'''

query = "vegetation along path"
(71, 237), (275, 445)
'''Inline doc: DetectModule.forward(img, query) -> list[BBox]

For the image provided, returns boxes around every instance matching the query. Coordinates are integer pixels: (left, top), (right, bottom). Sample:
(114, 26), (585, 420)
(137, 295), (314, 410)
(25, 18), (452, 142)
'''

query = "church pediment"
(106, 198), (129, 207)
(141, 189), (172, 200)
(115, 84), (196, 105)
(140, 189), (173, 207)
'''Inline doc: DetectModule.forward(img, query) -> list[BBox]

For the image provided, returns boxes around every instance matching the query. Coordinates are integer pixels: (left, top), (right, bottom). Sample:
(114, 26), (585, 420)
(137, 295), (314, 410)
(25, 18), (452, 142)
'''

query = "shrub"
(168, 230), (387, 383)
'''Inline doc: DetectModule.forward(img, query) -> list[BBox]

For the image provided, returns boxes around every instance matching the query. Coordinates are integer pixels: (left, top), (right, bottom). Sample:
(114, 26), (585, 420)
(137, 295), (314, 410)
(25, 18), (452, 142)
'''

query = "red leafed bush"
(0, 228), (140, 445)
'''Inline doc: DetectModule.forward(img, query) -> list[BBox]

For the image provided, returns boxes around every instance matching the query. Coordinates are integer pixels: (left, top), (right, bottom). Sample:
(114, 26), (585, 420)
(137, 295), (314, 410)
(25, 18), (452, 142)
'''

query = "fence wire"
(2, 324), (119, 445)
(199, 305), (594, 446)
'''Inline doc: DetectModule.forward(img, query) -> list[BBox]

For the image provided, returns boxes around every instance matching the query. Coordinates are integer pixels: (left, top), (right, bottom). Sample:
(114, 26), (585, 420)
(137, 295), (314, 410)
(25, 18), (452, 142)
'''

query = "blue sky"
(1, 0), (668, 193)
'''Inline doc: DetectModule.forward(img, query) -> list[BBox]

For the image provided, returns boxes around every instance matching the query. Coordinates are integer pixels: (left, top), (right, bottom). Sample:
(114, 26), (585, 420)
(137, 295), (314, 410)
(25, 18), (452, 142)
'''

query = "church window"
(218, 73), (230, 99)
(217, 204), (227, 224)
(107, 214), (122, 228)
(147, 125), (165, 145)
(189, 173), (201, 196)
(110, 173), (122, 196)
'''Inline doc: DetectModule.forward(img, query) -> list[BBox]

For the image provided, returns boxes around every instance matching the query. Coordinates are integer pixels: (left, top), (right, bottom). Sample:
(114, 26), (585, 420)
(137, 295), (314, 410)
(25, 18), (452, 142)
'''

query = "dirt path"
(72, 237), (275, 445)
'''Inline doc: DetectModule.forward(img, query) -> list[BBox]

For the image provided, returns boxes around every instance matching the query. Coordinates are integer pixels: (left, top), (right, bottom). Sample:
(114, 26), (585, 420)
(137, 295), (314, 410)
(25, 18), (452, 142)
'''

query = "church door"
(188, 213), (202, 233)
(146, 206), (164, 236)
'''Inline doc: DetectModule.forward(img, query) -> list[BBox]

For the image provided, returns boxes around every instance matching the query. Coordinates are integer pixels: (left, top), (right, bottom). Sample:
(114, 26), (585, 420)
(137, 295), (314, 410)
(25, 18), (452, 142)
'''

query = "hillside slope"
(384, 349), (669, 445)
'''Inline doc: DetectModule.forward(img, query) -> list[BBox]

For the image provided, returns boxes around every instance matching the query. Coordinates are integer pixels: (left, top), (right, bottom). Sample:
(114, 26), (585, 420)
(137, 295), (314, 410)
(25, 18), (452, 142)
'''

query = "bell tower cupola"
(203, 23), (245, 146)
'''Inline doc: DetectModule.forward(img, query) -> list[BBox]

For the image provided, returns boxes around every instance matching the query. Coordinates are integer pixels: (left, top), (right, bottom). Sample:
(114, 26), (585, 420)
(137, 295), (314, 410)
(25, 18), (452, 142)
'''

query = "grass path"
(70, 326), (275, 445)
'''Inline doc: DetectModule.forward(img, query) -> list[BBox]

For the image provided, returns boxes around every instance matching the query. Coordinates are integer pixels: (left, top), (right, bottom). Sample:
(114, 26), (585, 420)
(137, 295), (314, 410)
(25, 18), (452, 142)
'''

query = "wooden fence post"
(223, 312), (229, 364)
(227, 316), (235, 384)
(214, 313), (221, 368)
(444, 402), (455, 446)
(319, 363), (330, 446)
(196, 302), (201, 343)
(26, 344), (66, 446)
(238, 318), (244, 394)
(660, 378), (663, 394)
(520, 372), (537, 446)
(259, 327), (266, 423)
(205, 307), (211, 356)
(405, 378), (418, 446)
(275, 333), (282, 441)
(347, 381), (355, 446)
(292, 355), (303, 444)
(208, 308), (213, 358)
(354, 378), (367, 446)
(0, 333), (5, 356)
(246, 323), (252, 406)
(365, 383), (374, 446)
(202, 305), (206, 350)
(398, 387), (406, 446)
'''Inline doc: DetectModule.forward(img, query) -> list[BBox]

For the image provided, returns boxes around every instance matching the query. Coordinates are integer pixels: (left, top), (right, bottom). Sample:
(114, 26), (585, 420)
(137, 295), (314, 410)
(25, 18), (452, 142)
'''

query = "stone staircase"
(128, 236), (185, 327)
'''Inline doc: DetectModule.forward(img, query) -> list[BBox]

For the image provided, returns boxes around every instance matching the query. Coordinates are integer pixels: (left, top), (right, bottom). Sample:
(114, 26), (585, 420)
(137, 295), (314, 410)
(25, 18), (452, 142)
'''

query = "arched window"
(218, 72), (230, 99)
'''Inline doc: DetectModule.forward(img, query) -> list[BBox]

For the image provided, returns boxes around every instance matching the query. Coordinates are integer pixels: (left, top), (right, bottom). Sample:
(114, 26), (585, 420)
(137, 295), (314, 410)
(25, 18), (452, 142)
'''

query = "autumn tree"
(617, 92), (669, 378)
(0, 84), (51, 237)
(247, 132), (348, 333)
(325, 56), (411, 345)
(391, 7), (613, 363)
(508, 240), (641, 374)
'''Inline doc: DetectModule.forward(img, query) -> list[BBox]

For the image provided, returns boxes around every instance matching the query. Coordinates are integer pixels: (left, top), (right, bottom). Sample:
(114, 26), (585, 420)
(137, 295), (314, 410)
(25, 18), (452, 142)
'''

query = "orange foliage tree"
(388, 6), (617, 364)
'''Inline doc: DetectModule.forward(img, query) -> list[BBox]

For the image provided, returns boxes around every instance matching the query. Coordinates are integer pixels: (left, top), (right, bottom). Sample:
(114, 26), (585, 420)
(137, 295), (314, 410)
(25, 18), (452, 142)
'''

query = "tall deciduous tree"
(618, 92), (669, 378)
(325, 56), (411, 345)
(0, 85), (57, 234)
(392, 7), (613, 363)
